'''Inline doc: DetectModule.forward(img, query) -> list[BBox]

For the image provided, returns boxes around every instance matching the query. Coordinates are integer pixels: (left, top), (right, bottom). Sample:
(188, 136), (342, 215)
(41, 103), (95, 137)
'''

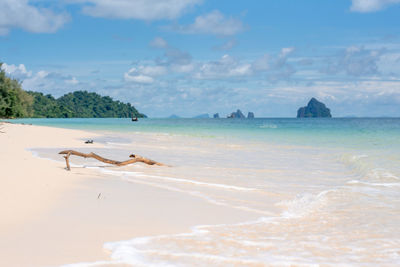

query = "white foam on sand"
(97, 168), (275, 215)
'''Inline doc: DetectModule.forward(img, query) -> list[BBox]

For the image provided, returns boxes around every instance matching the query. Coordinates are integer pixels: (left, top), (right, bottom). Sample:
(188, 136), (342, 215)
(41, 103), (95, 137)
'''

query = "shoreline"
(0, 123), (260, 266)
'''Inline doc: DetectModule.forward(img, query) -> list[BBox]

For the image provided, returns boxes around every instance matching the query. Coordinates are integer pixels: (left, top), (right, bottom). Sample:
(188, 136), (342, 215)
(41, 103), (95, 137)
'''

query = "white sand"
(0, 123), (258, 266)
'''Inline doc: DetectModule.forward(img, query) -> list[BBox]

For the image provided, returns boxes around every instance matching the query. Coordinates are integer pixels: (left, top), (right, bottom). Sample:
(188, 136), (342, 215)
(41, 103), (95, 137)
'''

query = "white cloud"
(350, 0), (400, 12)
(171, 63), (195, 73)
(297, 58), (314, 66)
(276, 47), (295, 68)
(171, 10), (245, 36)
(37, 70), (49, 79)
(70, 0), (201, 20)
(0, 0), (69, 35)
(138, 65), (167, 76)
(194, 54), (252, 80)
(122, 46), (297, 84)
(1, 63), (32, 79)
(65, 77), (79, 85)
(280, 47), (295, 58)
(150, 37), (194, 73)
(124, 66), (167, 84)
(124, 73), (154, 84)
(213, 39), (237, 51)
(163, 47), (193, 65)
(251, 54), (271, 71)
(150, 37), (168, 48)
(29, 71), (82, 88)
(154, 46), (193, 70)
(1, 63), (86, 96)
(322, 46), (385, 76)
(250, 48), (296, 80)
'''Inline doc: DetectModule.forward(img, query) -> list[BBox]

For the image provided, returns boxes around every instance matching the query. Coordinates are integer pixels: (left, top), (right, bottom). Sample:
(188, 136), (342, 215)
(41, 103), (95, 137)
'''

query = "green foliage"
(27, 91), (67, 118)
(28, 90), (146, 118)
(55, 91), (145, 118)
(0, 63), (33, 118)
(0, 64), (145, 118)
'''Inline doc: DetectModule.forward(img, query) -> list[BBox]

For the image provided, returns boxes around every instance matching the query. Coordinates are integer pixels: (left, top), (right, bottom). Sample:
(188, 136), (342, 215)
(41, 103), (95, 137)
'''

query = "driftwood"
(59, 150), (166, 171)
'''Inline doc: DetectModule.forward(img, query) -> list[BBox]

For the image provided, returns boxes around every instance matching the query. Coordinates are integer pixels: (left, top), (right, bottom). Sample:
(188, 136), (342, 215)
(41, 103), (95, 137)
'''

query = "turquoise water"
(8, 117), (400, 150)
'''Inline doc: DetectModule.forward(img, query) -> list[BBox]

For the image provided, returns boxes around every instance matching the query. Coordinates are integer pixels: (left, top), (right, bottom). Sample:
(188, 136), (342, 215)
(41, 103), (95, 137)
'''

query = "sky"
(1, 0), (400, 117)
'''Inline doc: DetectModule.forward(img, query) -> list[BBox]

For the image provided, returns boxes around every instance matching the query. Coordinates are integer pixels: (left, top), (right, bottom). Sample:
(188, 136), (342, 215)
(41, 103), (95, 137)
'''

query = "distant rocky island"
(227, 109), (255, 119)
(297, 98), (332, 118)
(170, 111), (255, 119)
(228, 109), (245, 118)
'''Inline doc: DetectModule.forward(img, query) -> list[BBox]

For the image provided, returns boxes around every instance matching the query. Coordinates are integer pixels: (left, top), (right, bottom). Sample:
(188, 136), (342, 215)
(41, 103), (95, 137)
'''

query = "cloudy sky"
(1, 0), (400, 117)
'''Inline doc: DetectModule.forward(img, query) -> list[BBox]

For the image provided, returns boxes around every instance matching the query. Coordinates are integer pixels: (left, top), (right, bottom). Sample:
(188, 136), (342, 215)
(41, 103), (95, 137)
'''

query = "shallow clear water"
(10, 117), (400, 149)
(13, 118), (400, 266)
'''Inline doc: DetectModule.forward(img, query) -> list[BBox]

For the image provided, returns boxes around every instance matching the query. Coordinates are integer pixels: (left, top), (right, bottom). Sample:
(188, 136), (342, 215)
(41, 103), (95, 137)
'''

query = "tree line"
(0, 64), (146, 119)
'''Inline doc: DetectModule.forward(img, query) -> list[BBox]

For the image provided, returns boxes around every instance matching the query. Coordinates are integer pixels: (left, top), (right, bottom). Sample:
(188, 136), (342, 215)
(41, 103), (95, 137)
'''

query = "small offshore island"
(225, 110), (255, 119)
(297, 98), (332, 118)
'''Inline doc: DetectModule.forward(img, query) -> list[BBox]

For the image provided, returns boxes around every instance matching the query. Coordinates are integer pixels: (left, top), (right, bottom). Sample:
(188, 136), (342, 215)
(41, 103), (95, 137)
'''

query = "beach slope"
(0, 123), (257, 266)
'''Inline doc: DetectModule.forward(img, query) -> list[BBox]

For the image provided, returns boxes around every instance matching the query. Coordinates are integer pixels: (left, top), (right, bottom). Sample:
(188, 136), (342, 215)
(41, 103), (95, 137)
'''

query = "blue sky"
(1, 0), (400, 117)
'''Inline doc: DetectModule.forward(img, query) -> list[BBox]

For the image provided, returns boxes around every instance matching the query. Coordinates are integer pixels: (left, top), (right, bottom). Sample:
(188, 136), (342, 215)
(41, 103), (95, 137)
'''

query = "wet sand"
(0, 123), (258, 267)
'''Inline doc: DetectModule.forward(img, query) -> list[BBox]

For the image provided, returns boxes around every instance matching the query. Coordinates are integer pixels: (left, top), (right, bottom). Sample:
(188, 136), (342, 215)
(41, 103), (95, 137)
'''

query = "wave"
(102, 170), (274, 216)
(100, 168), (257, 192)
(63, 185), (400, 266)
(259, 124), (278, 129)
(347, 180), (400, 188)
(276, 190), (335, 218)
(340, 152), (400, 184)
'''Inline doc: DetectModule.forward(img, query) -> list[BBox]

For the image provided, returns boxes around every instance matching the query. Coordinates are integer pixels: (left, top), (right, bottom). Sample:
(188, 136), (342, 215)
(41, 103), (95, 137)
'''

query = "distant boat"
(132, 116), (138, 122)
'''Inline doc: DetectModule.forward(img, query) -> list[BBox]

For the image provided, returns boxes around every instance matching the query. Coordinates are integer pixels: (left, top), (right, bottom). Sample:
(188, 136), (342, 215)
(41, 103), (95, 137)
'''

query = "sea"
(10, 117), (400, 266)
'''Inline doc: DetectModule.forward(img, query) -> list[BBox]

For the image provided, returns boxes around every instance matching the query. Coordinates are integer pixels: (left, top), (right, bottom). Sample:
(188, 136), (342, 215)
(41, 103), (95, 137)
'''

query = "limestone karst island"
(297, 98), (332, 118)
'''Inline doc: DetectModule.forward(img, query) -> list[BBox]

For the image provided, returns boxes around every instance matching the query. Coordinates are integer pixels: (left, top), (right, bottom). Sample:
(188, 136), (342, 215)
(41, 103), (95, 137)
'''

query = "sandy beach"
(0, 123), (259, 267)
